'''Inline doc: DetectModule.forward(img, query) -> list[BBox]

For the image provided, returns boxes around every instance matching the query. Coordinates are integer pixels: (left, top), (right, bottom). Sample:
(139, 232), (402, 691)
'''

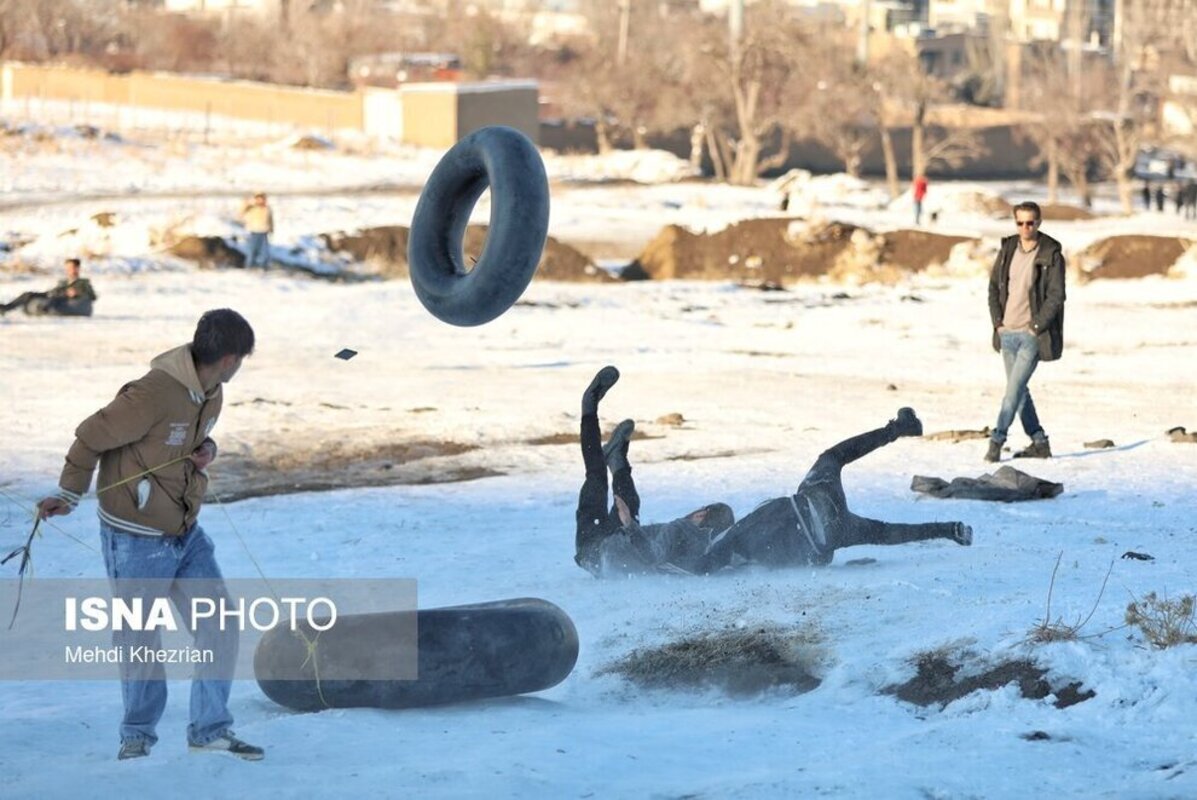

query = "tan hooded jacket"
(56, 345), (222, 537)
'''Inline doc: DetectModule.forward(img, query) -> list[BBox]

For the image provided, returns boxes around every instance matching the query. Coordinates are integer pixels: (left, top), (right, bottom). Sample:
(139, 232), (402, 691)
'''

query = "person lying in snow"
(573, 366), (972, 578)
(0, 258), (97, 317)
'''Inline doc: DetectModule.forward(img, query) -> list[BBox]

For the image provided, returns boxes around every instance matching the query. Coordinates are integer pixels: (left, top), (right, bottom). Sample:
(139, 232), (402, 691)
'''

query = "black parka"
(987, 232), (1067, 361)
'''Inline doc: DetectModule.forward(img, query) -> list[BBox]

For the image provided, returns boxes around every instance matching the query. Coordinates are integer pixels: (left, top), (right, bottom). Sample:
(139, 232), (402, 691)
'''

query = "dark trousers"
(802, 424), (959, 549)
(0, 291), (47, 313)
(697, 423), (958, 572)
(575, 414), (640, 565)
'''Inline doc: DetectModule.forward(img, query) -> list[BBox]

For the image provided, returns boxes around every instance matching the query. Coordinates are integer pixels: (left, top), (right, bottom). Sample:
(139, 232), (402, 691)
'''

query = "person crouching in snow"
(573, 366), (972, 578)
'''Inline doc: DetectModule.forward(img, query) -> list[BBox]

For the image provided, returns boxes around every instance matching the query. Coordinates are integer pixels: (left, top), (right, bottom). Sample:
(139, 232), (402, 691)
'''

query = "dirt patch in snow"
(208, 438), (498, 501)
(1078, 235), (1194, 280)
(323, 225), (611, 282)
(630, 219), (975, 285)
(883, 652), (1094, 709)
(1040, 203), (1099, 221)
(602, 626), (824, 696)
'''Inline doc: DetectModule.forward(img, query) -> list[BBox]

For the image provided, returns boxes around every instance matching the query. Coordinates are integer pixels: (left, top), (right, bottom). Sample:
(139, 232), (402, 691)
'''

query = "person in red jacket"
(913, 174), (929, 226)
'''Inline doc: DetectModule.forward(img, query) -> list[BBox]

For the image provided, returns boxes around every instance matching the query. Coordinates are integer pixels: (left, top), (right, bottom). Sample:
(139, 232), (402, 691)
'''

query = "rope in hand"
(1, 513), (40, 630)
(0, 454), (193, 629)
(2, 457), (331, 707)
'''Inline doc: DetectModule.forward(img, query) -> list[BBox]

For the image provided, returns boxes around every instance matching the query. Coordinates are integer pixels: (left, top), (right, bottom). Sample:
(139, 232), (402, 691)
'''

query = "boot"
(582, 366), (620, 415)
(889, 407), (923, 438)
(951, 523), (973, 546)
(984, 439), (1002, 463)
(1013, 439), (1052, 459)
(117, 740), (150, 761)
(602, 418), (635, 473)
(189, 731), (264, 761)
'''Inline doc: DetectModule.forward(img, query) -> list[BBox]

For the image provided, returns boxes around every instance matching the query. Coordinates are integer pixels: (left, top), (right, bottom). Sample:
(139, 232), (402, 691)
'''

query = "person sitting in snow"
(574, 366), (972, 578)
(0, 258), (97, 317)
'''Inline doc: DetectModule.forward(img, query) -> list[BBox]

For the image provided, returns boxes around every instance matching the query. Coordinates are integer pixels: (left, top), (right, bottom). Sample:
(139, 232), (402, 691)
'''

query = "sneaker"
(582, 366), (620, 415)
(890, 407), (923, 437)
(952, 523), (973, 546)
(602, 418), (635, 472)
(189, 732), (264, 761)
(1013, 439), (1052, 459)
(984, 439), (1002, 463)
(117, 740), (150, 761)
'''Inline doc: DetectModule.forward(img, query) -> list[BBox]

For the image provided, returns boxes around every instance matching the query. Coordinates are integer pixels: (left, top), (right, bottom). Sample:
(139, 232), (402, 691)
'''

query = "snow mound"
(544, 149), (698, 184)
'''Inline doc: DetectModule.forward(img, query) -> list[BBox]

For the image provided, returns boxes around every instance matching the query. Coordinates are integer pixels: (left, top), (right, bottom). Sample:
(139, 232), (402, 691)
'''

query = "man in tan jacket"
(38, 309), (264, 762)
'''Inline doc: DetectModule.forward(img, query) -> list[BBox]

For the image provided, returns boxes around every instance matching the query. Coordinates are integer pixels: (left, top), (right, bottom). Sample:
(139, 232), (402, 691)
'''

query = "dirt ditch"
(322, 224), (611, 282)
(1078, 235), (1194, 280)
(884, 652), (1094, 709)
(630, 218), (975, 285)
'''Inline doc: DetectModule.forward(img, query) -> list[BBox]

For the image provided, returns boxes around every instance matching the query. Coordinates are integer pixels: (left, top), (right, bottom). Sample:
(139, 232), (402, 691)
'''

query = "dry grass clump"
(601, 626), (823, 697)
(1125, 593), (1197, 649)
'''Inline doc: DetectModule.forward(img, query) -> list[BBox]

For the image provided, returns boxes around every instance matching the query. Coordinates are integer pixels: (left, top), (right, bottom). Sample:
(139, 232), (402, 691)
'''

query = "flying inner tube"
(407, 126), (550, 326)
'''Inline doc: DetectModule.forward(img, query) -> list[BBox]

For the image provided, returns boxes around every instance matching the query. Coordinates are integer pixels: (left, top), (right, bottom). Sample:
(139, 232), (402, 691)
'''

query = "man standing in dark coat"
(985, 201), (1066, 462)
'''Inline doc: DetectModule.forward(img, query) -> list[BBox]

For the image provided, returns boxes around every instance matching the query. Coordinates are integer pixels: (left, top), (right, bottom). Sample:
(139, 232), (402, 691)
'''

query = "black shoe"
(189, 732), (264, 761)
(890, 407), (923, 437)
(582, 366), (620, 415)
(1013, 439), (1051, 459)
(984, 440), (1002, 463)
(952, 523), (973, 546)
(602, 418), (635, 472)
(118, 740), (150, 760)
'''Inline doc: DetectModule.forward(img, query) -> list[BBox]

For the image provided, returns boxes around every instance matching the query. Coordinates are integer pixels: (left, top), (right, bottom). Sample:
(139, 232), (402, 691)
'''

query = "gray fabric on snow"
(911, 465), (1062, 502)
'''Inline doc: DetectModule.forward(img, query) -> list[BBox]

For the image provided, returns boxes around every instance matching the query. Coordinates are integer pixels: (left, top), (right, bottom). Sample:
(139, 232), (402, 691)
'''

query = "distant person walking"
(0, 258), (97, 317)
(1175, 182), (1186, 215)
(912, 174), (929, 226)
(1185, 180), (1197, 221)
(1155, 185), (1166, 213)
(1142, 181), (1152, 210)
(241, 192), (274, 268)
(985, 201), (1066, 463)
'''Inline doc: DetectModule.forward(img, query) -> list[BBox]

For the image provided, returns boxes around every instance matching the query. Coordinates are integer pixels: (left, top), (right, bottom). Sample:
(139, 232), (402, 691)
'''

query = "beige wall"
(399, 88), (459, 148)
(2, 63), (363, 131)
(3, 63), (539, 145)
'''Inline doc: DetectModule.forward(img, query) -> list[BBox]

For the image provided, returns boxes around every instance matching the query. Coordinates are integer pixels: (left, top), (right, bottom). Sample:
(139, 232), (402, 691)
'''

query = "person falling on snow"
(573, 366), (972, 578)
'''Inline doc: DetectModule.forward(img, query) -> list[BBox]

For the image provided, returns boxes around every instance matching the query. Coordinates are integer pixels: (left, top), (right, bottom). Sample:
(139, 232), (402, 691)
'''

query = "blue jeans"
(100, 521), (237, 747)
(246, 232), (270, 268)
(992, 331), (1046, 444)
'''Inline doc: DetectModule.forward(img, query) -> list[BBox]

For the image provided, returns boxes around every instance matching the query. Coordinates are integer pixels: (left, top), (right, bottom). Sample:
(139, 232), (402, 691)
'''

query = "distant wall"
(540, 120), (1043, 180)
(400, 82), (540, 148)
(1, 63), (539, 147)
(1, 63), (364, 131)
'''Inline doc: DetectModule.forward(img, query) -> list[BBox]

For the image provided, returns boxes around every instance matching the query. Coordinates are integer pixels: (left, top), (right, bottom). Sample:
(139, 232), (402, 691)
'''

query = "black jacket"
(987, 232), (1066, 361)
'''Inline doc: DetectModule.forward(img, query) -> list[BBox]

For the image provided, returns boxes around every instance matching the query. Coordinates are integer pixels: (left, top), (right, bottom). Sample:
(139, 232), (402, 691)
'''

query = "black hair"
(1013, 201), (1042, 221)
(65, 258), (81, 269)
(192, 309), (255, 365)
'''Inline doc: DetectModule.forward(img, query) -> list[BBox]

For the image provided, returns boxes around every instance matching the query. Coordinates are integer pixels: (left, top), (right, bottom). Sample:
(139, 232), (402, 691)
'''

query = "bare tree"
(1089, 0), (1168, 212)
(555, 1), (700, 152)
(1018, 47), (1077, 203)
(698, 2), (809, 185)
(803, 29), (877, 177)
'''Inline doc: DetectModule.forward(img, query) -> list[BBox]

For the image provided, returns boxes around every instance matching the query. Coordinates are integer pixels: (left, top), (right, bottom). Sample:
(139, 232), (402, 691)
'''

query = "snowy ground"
(2, 126), (1197, 799)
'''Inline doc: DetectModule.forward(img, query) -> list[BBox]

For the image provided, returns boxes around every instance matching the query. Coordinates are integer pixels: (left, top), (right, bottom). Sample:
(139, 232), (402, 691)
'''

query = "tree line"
(2, 0), (1192, 208)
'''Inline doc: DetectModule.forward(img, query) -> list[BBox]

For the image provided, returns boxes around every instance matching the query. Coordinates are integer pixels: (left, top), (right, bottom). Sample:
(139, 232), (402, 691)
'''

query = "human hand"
(189, 441), (216, 470)
(37, 497), (72, 519)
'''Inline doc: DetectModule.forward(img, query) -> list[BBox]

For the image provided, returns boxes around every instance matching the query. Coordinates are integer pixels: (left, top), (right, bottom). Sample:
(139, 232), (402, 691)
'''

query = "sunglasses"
(1016, 220), (1039, 227)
